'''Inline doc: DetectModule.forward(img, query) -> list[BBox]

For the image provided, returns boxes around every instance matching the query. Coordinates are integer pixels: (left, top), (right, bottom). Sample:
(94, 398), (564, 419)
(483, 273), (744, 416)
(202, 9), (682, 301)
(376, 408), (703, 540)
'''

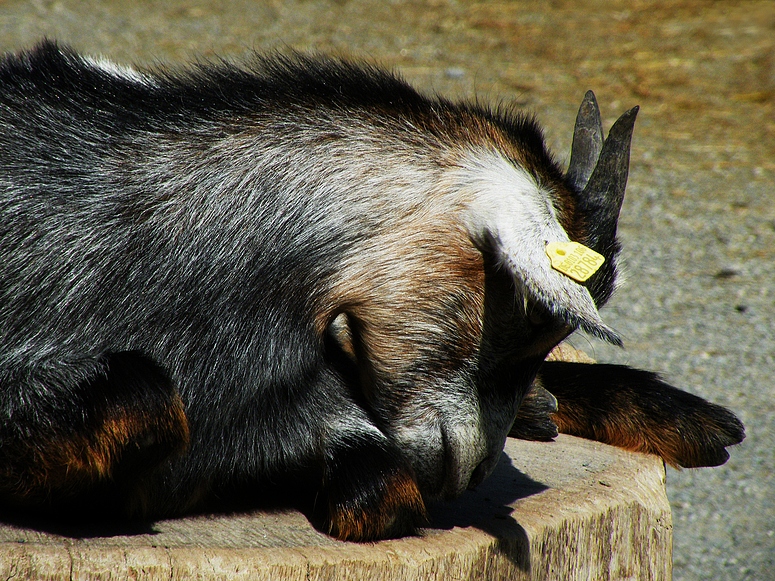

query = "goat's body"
(0, 42), (744, 540)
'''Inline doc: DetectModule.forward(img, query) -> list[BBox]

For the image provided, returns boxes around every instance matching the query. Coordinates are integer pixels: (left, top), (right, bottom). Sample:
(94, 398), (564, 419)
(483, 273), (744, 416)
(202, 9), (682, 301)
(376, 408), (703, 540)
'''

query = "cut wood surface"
(0, 435), (671, 581)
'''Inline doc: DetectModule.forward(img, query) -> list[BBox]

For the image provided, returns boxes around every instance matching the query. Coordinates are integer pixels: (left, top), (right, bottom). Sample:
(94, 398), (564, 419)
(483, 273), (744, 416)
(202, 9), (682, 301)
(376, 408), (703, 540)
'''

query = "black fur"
(0, 41), (744, 540)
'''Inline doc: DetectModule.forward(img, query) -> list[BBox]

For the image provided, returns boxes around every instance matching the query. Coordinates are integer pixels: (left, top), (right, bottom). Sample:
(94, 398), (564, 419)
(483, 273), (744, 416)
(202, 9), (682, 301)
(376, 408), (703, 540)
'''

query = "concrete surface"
(0, 1), (772, 580)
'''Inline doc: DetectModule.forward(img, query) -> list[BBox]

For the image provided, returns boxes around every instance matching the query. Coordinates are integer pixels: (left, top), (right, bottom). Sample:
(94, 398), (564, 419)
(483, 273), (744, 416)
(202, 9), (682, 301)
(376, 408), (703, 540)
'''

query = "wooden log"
(0, 434), (671, 581)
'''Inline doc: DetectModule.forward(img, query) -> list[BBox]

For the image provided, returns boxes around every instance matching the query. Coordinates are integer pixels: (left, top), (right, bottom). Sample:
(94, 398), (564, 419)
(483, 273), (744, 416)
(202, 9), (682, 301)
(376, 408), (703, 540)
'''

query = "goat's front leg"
(512, 361), (745, 468)
(319, 418), (427, 542)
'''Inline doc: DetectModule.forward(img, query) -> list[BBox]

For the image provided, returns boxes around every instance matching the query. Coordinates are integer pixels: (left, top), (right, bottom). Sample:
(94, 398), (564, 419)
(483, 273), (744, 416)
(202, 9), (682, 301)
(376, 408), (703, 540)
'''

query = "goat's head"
(324, 92), (638, 500)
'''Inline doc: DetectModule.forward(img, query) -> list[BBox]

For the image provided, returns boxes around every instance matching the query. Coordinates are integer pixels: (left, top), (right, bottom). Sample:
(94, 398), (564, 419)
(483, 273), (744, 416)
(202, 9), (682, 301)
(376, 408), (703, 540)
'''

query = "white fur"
(83, 55), (155, 85)
(453, 150), (615, 340)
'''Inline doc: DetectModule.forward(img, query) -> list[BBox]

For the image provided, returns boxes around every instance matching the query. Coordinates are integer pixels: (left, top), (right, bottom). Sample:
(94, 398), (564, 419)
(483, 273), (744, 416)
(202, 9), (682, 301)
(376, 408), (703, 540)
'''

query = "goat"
(0, 41), (744, 541)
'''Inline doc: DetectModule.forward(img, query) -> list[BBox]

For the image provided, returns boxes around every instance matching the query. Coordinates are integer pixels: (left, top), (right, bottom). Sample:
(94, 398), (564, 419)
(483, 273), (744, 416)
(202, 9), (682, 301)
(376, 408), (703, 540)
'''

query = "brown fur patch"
(1, 393), (189, 503)
(551, 402), (686, 466)
(321, 218), (486, 393)
(327, 468), (427, 542)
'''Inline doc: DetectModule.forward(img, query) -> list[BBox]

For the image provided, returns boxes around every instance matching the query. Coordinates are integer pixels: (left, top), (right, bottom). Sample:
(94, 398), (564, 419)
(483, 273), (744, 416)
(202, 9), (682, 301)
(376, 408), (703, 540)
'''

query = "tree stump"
(0, 434), (671, 580)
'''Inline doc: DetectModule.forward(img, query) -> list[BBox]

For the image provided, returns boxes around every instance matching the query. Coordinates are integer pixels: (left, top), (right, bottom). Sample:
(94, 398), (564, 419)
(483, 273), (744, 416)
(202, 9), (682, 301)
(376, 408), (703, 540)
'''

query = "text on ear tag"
(545, 241), (605, 282)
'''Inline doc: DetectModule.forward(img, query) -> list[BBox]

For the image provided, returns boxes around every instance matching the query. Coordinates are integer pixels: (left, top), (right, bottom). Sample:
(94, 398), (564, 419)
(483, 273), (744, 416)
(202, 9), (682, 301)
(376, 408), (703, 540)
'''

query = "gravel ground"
(1, 1), (773, 579)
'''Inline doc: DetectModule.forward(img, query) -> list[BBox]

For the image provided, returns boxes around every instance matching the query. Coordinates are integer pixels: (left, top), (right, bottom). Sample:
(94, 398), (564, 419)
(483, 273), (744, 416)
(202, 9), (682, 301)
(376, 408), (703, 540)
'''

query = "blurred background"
(0, 1), (772, 579)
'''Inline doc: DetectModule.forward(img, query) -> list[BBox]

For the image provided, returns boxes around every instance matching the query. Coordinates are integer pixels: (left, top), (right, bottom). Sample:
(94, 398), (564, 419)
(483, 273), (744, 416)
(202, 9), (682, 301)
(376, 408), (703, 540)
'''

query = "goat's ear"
(488, 226), (622, 345)
(461, 148), (621, 345)
(491, 93), (637, 342)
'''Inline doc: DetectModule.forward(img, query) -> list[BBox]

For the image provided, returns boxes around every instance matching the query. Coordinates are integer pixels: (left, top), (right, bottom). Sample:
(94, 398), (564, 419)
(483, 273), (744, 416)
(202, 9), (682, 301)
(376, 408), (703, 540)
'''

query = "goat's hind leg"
(0, 351), (189, 516)
(518, 361), (745, 468)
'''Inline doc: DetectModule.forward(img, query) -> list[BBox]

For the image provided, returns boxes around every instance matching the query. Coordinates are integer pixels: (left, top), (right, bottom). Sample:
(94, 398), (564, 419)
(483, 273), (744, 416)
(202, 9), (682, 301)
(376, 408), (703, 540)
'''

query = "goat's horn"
(579, 104), (639, 249)
(567, 90), (604, 193)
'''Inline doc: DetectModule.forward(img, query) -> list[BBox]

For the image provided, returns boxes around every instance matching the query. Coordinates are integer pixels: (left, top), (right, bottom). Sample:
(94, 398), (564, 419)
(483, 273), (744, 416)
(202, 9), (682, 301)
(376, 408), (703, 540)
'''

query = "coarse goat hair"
(0, 41), (744, 541)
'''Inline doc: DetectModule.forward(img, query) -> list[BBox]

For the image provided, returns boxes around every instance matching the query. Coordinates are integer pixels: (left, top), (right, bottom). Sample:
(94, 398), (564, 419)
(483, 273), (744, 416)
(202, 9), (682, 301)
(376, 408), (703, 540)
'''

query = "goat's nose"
(467, 456), (493, 490)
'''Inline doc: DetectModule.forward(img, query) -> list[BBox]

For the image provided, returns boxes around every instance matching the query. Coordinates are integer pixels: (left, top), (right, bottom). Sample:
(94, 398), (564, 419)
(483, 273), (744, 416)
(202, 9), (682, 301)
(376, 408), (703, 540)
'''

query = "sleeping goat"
(0, 42), (744, 541)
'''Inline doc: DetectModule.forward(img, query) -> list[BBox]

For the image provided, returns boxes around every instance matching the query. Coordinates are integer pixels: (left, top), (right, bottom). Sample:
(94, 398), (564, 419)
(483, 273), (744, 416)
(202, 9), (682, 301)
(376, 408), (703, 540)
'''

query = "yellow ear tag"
(545, 241), (605, 283)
